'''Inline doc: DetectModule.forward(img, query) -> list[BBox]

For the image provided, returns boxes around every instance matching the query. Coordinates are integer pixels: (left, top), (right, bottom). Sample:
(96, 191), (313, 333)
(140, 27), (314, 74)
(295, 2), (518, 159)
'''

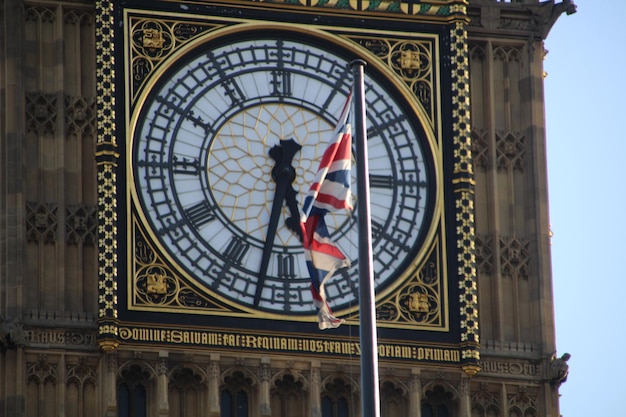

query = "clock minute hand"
(254, 138), (302, 306)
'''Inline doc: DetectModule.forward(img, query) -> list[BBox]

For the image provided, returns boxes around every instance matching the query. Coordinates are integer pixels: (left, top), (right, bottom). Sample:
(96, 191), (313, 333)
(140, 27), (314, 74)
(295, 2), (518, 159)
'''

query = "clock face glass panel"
(131, 31), (434, 316)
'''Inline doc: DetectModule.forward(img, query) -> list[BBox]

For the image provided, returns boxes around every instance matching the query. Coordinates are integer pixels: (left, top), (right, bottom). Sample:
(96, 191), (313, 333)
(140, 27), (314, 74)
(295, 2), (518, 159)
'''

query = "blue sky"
(544, 1), (626, 415)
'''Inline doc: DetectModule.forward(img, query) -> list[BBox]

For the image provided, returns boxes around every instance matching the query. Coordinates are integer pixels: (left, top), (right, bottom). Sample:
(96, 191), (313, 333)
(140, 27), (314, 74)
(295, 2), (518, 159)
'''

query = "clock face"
(130, 28), (435, 317)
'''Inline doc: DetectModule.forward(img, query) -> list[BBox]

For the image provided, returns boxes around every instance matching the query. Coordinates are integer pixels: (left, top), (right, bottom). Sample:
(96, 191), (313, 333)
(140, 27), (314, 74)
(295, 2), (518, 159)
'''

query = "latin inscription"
(118, 326), (460, 363)
(481, 360), (540, 376)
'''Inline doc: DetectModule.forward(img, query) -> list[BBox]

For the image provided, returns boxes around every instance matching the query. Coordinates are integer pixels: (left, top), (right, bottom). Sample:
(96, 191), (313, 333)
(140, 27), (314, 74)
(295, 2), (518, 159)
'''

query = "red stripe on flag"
(310, 239), (347, 259)
(315, 193), (351, 210)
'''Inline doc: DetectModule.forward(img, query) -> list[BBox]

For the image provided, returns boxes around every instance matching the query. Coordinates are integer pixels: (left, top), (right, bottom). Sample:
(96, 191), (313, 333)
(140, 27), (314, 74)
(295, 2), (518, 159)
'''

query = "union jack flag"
(301, 92), (353, 330)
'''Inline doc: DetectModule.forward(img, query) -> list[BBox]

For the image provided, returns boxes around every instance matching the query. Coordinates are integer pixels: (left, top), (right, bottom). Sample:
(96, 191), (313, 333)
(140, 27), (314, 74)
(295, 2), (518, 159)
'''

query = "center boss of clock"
(130, 27), (435, 318)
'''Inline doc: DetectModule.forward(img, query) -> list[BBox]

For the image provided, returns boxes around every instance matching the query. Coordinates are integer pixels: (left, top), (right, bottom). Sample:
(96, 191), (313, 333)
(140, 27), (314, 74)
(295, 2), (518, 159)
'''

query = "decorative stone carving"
(471, 128), (489, 171)
(66, 204), (97, 245)
(496, 130), (525, 172)
(548, 353), (570, 388)
(471, 388), (501, 417)
(475, 235), (494, 275)
(65, 96), (97, 135)
(27, 355), (58, 385)
(499, 237), (530, 279)
(508, 389), (538, 417)
(26, 93), (57, 135)
(66, 359), (97, 388)
(26, 202), (58, 244)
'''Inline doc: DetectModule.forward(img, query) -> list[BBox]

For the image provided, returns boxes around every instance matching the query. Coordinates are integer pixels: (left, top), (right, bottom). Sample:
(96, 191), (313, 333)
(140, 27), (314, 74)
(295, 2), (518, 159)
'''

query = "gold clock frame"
(126, 13), (446, 328)
(96, 0), (479, 373)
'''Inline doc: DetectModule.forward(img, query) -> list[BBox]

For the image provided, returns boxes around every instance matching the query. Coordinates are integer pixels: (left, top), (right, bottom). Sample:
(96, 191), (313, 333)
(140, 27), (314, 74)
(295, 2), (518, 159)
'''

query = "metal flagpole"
(350, 59), (380, 417)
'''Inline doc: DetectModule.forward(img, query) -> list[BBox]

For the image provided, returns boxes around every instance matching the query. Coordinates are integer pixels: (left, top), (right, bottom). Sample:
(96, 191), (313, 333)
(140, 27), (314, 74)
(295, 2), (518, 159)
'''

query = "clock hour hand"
(285, 185), (303, 242)
(255, 138), (302, 306)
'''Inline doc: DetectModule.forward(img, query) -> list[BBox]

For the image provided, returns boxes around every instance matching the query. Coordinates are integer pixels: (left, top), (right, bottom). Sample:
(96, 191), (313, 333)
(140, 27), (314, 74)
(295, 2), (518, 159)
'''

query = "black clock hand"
(255, 138), (302, 306)
(285, 185), (303, 242)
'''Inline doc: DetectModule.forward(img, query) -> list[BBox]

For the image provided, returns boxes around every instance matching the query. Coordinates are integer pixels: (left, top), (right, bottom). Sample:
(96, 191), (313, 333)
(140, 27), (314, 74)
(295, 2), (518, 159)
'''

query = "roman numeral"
(184, 201), (216, 228)
(277, 254), (296, 279)
(223, 236), (249, 266)
(172, 155), (200, 175)
(271, 70), (292, 97)
(369, 174), (394, 188)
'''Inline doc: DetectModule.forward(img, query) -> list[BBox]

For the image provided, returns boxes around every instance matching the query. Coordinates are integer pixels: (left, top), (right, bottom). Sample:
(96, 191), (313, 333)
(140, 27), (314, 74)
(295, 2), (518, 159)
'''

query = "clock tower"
(0, 1), (575, 417)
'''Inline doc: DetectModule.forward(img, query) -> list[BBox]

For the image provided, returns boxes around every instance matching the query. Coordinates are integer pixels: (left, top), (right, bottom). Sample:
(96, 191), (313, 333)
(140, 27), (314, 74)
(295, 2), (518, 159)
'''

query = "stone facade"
(0, 1), (574, 416)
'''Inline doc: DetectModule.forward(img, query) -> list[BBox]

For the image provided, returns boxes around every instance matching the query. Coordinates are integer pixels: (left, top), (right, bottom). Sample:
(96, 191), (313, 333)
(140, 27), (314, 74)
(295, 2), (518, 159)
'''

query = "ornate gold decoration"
(408, 292), (430, 313)
(400, 50), (421, 70)
(348, 241), (445, 329)
(96, 0), (119, 352)
(131, 221), (234, 313)
(450, 20), (480, 372)
(280, 0), (466, 16)
(146, 272), (168, 296)
(142, 28), (164, 49)
(383, 255), (441, 326)
(351, 36), (435, 127)
(128, 16), (221, 101)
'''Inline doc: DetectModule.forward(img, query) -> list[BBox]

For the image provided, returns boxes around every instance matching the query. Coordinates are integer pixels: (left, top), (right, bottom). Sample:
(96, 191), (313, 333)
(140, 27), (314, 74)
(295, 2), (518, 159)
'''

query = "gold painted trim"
(449, 21), (480, 369)
(123, 14), (448, 330)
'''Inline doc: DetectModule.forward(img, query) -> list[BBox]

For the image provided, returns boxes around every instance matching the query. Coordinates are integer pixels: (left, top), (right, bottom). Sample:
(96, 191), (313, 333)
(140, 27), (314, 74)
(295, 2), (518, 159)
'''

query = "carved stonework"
(66, 359), (97, 388)
(272, 373), (305, 397)
(27, 355), (58, 385)
(508, 389), (538, 417)
(471, 128), (489, 171)
(119, 363), (153, 387)
(222, 370), (254, 392)
(157, 357), (168, 376)
(170, 367), (204, 391)
(475, 234), (494, 275)
(499, 237), (530, 280)
(258, 363), (271, 382)
(25, 5), (55, 24)
(26, 202), (58, 244)
(63, 8), (93, 27)
(471, 388), (501, 417)
(322, 377), (354, 400)
(66, 204), (97, 245)
(22, 329), (98, 347)
(65, 96), (97, 135)
(496, 130), (525, 172)
(25, 93), (57, 135)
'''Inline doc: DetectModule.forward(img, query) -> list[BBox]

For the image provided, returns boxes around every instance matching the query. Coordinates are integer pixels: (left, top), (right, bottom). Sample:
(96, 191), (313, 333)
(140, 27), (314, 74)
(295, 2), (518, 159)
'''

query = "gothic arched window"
(117, 365), (150, 417)
(220, 371), (253, 417)
(421, 385), (455, 417)
(322, 377), (353, 417)
(271, 373), (307, 417)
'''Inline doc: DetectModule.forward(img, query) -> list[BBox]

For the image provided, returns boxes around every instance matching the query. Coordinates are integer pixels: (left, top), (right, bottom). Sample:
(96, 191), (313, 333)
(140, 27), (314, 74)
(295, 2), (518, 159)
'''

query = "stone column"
(258, 357), (271, 416)
(309, 361), (322, 417)
(156, 351), (169, 417)
(58, 353), (66, 417)
(459, 375), (472, 417)
(207, 354), (221, 417)
(501, 383), (509, 417)
(408, 368), (421, 417)
(101, 353), (117, 417)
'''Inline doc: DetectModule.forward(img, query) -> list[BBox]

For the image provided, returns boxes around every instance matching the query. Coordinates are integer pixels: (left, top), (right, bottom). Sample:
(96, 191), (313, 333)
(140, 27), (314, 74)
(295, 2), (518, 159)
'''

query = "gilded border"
(124, 15), (448, 332)
(96, 0), (119, 352)
(449, 21), (480, 375)
(168, 0), (468, 17)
